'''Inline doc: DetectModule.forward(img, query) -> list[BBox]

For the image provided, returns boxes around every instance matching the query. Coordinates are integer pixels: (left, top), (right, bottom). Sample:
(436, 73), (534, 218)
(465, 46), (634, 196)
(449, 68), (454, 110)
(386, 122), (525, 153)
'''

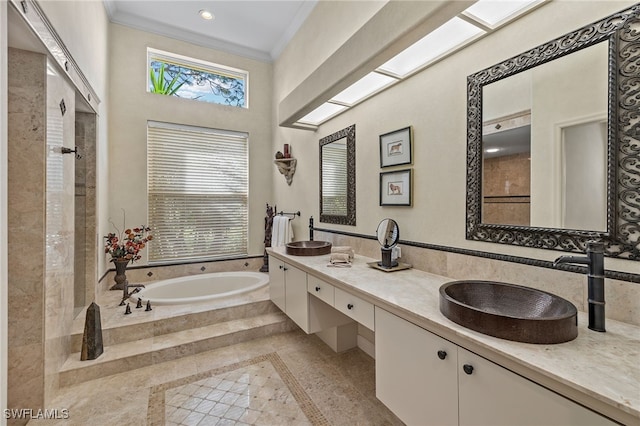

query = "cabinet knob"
(463, 364), (474, 375)
(347, 303), (354, 310)
(315, 286), (321, 292)
(437, 350), (447, 360)
(279, 265), (283, 269)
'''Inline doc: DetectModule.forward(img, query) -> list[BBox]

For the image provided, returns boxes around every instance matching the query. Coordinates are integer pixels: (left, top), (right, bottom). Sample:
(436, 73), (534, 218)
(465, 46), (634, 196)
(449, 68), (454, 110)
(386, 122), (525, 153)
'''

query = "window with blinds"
(147, 121), (248, 262)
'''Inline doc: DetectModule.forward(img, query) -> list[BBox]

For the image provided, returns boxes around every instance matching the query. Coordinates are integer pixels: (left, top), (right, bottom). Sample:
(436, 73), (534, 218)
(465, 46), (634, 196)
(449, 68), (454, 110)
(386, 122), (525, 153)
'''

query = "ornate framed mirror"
(320, 124), (356, 225)
(466, 5), (639, 259)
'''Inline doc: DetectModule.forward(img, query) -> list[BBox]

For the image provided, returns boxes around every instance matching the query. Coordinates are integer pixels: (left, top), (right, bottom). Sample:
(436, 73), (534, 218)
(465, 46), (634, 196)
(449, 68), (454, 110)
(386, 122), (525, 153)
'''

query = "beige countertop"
(268, 247), (640, 425)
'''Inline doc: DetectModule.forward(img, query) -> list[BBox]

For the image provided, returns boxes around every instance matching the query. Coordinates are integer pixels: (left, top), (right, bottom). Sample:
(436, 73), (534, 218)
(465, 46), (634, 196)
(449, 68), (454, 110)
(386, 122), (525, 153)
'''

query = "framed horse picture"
(380, 169), (412, 206)
(379, 126), (412, 168)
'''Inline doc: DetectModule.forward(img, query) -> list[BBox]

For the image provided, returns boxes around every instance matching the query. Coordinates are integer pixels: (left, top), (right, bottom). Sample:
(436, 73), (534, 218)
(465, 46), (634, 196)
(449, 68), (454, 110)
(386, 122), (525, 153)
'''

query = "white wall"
(108, 24), (274, 261)
(272, 0), (638, 275)
(1, 1), (8, 422)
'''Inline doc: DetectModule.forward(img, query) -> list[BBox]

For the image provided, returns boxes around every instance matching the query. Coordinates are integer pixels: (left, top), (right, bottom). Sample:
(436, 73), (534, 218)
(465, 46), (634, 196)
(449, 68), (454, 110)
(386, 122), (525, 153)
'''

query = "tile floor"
(31, 330), (403, 426)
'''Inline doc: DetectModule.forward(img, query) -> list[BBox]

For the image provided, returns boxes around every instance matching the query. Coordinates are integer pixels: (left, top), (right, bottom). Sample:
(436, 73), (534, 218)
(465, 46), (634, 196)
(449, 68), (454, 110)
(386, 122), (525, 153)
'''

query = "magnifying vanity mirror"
(377, 218), (399, 268)
(466, 4), (640, 259)
(320, 124), (356, 226)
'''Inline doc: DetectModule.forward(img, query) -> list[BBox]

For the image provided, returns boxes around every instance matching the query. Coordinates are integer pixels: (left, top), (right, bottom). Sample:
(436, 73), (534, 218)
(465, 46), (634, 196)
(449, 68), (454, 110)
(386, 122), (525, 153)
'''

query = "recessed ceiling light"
(199, 9), (214, 20)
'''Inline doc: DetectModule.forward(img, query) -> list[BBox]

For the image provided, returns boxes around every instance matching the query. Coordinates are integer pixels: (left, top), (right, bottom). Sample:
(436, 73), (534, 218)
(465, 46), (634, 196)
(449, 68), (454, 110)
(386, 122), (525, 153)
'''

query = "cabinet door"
(375, 307), (458, 426)
(284, 264), (309, 332)
(458, 347), (616, 426)
(268, 257), (286, 312)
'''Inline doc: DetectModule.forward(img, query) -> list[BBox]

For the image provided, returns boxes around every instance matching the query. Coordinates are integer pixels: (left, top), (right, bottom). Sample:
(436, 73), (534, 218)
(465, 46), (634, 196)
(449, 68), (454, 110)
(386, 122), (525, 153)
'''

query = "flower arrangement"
(104, 211), (153, 262)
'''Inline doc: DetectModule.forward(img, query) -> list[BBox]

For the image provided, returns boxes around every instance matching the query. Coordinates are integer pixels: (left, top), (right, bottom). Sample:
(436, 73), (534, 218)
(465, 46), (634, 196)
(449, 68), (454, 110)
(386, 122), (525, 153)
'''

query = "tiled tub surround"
(267, 246), (640, 425)
(99, 256), (265, 293)
(61, 276), (296, 387)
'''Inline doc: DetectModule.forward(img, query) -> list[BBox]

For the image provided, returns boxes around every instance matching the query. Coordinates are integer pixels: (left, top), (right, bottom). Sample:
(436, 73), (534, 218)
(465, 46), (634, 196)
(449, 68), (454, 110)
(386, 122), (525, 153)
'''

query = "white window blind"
(147, 121), (248, 262)
(321, 143), (348, 216)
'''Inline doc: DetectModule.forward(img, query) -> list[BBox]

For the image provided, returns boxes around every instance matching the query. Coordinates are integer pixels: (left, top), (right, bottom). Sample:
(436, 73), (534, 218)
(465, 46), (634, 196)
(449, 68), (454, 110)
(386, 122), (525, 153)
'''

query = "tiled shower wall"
(74, 112), (97, 312)
(8, 48), (47, 419)
(8, 48), (77, 422)
(315, 231), (640, 327)
(44, 57), (76, 403)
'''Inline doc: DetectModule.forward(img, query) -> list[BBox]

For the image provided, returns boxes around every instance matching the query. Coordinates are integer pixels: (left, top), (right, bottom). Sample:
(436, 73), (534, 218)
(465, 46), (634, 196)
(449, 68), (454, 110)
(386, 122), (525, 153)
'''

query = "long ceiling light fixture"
(293, 0), (547, 128)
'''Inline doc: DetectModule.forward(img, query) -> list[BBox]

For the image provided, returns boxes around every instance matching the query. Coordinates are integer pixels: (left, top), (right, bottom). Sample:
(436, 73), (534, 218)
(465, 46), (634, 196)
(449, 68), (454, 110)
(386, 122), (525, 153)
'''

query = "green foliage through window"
(148, 49), (247, 108)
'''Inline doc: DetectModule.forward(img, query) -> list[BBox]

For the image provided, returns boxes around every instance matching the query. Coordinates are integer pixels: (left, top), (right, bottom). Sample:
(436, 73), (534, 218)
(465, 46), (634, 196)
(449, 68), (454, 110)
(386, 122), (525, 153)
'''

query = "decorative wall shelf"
(275, 158), (296, 185)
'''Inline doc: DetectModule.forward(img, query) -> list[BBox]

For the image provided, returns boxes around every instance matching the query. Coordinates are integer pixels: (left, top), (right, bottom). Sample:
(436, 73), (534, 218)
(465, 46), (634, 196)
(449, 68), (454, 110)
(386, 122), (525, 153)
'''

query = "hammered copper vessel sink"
(285, 241), (332, 256)
(439, 280), (578, 344)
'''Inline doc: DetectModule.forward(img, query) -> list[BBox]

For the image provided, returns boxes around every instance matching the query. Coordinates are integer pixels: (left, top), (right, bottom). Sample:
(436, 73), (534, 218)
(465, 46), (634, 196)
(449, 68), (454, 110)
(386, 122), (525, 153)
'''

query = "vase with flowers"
(104, 211), (153, 290)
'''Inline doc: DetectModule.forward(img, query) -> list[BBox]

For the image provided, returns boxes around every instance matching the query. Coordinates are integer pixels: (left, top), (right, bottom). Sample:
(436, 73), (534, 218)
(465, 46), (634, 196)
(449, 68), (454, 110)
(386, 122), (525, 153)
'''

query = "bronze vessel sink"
(285, 240), (332, 256)
(439, 280), (578, 344)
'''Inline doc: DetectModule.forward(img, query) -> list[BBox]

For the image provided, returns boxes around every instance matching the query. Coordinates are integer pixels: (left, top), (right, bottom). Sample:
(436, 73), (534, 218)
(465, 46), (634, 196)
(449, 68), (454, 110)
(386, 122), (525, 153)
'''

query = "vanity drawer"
(334, 288), (375, 330)
(308, 275), (335, 306)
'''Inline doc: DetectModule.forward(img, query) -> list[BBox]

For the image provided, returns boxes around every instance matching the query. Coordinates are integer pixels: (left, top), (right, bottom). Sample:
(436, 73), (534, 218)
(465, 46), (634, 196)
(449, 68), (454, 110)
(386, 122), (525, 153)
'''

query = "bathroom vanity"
(267, 247), (639, 425)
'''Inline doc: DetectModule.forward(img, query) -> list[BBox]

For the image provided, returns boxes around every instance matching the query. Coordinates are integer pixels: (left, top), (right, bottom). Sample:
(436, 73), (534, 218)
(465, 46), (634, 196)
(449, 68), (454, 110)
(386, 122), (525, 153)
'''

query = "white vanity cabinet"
(375, 307), (616, 426)
(375, 307), (458, 425)
(269, 256), (354, 335)
(457, 347), (616, 426)
(269, 257), (309, 331)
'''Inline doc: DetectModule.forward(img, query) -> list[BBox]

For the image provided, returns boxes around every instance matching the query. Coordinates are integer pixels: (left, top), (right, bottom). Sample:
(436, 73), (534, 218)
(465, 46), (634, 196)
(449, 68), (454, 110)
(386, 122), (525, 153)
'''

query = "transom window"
(147, 48), (248, 108)
(147, 121), (248, 262)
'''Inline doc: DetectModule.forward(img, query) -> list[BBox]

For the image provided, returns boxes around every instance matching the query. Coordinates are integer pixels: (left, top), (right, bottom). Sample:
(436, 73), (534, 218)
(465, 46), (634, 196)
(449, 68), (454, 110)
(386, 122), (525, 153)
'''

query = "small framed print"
(379, 126), (412, 168)
(380, 169), (412, 206)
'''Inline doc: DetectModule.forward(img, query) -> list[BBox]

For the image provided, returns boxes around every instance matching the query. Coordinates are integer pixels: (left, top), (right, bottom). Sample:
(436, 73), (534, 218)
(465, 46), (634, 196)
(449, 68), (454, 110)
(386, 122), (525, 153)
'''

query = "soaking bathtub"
(131, 271), (269, 305)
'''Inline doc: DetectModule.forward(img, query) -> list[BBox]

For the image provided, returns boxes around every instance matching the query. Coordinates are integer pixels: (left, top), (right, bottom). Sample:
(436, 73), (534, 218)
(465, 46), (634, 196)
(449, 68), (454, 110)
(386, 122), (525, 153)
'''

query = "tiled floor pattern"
(148, 353), (328, 425)
(29, 330), (402, 426)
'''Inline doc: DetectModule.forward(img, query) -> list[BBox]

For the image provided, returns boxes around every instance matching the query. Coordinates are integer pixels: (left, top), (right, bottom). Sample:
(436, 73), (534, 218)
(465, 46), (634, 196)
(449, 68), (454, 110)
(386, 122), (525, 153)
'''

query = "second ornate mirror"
(466, 4), (640, 259)
(320, 124), (356, 225)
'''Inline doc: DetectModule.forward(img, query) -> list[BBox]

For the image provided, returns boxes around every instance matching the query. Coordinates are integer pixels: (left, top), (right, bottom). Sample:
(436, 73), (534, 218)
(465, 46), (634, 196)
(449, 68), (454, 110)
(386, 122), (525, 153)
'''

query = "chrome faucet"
(553, 242), (605, 332)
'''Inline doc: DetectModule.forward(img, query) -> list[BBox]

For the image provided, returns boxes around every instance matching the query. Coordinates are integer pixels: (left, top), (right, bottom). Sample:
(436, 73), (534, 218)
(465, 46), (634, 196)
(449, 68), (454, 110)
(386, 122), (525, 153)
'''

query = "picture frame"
(380, 169), (412, 206)
(379, 126), (412, 168)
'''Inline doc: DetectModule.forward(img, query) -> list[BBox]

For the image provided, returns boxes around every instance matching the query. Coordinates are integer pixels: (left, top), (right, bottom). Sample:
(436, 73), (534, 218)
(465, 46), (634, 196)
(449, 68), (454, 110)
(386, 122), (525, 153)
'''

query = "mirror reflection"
(321, 138), (347, 216)
(320, 124), (356, 226)
(376, 218), (399, 248)
(481, 41), (608, 231)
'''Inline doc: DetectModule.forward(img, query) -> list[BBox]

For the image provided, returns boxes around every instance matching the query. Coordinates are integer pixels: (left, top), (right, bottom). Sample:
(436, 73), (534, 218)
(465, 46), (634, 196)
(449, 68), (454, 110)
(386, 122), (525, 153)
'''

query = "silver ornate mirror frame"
(466, 5), (640, 259)
(320, 124), (356, 225)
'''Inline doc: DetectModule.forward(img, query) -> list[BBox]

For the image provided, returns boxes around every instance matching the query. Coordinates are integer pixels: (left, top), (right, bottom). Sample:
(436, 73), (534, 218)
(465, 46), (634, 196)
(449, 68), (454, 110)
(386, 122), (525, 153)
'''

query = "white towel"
(331, 246), (354, 260)
(272, 216), (294, 247)
(328, 253), (352, 268)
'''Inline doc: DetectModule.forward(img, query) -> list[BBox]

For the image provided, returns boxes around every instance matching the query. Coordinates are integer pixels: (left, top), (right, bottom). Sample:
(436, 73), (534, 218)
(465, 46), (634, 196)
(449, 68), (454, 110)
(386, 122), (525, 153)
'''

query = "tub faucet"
(553, 241), (605, 332)
(119, 281), (145, 306)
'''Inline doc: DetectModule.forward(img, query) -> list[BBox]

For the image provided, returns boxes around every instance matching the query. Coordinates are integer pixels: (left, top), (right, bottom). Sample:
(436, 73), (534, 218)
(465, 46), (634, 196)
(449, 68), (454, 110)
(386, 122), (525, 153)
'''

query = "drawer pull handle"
(315, 286), (321, 292)
(347, 303), (354, 310)
(463, 364), (474, 375)
(437, 350), (447, 360)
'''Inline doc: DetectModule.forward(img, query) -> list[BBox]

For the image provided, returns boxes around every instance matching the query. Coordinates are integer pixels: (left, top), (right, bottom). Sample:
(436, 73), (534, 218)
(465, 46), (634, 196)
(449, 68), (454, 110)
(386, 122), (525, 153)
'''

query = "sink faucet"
(553, 241), (605, 332)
